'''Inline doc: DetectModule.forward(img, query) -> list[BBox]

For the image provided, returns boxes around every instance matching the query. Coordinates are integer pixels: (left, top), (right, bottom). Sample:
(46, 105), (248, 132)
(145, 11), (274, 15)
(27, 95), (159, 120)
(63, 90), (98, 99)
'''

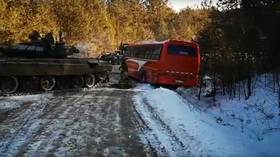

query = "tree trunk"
(243, 81), (247, 99)
(222, 81), (225, 96)
(278, 86), (280, 109)
(276, 73), (280, 109)
(246, 75), (251, 99)
(213, 73), (216, 102)
(198, 76), (203, 101)
(233, 83), (236, 98)
(238, 82), (241, 100)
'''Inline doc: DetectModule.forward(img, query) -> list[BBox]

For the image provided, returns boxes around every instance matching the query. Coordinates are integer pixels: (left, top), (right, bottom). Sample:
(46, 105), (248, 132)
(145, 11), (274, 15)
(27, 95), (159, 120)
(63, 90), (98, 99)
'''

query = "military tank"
(0, 31), (112, 94)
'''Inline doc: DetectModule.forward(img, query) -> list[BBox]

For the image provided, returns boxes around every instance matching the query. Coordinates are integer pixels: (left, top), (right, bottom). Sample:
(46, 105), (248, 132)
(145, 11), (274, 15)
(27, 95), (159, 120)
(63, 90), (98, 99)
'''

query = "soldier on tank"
(42, 32), (55, 47)
(59, 30), (64, 43)
(28, 31), (41, 43)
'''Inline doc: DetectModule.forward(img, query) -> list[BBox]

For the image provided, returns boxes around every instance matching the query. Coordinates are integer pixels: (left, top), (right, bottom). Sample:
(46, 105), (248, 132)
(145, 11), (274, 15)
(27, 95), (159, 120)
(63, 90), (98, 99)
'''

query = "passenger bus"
(122, 40), (200, 87)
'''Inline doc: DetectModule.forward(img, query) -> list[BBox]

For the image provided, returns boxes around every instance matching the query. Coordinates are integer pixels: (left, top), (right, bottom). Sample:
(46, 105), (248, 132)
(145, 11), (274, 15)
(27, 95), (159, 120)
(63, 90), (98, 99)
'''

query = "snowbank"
(134, 81), (280, 157)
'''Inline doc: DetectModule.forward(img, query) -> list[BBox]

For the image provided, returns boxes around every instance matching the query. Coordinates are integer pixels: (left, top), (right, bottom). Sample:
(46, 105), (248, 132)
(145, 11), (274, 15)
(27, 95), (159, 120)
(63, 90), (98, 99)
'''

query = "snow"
(134, 76), (280, 157)
(0, 94), (47, 111)
(0, 101), (20, 110)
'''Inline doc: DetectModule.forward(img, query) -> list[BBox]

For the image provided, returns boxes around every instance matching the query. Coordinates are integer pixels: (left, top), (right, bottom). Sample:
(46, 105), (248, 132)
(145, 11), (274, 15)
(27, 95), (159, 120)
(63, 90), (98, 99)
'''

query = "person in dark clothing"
(29, 31), (41, 42)
(44, 32), (55, 46)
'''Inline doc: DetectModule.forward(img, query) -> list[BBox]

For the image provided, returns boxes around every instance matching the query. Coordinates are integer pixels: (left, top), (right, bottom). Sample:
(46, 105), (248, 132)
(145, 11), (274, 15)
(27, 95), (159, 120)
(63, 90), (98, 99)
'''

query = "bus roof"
(125, 39), (197, 46)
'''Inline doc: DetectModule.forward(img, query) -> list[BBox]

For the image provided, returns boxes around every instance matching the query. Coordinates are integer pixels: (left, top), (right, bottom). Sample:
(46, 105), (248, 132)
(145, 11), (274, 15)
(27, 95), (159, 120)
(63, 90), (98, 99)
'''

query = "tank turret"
(0, 31), (79, 58)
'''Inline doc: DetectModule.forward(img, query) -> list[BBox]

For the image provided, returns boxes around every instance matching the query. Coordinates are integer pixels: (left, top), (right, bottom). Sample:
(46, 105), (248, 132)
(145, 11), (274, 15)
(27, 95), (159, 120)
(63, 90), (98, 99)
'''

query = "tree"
(173, 8), (212, 40)
(144, 0), (174, 40)
(107, 0), (155, 47)
(51, 0), (114, 56)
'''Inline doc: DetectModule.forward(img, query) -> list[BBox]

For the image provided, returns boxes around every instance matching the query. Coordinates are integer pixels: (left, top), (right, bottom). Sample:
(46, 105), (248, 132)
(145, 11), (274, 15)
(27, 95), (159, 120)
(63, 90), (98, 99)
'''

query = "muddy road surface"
(0, 88), (150, 157)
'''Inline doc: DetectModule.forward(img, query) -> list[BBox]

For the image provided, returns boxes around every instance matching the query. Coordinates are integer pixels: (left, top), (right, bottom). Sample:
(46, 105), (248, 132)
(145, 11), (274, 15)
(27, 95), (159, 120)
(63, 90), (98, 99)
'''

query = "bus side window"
(135, 46), (139, 58)
(145, 47), (151, 59)
(154, 48), (161, 60)
(148, 46), (153, 59)
(128, 48), (131, 57)
(126, 48), (129, 57)
(132, 47), (136, 57)
(142, 46), (149, 59)
(151, 46), (160, 60)
(139, 47), (145, 59)
(127, 47), (132, 57)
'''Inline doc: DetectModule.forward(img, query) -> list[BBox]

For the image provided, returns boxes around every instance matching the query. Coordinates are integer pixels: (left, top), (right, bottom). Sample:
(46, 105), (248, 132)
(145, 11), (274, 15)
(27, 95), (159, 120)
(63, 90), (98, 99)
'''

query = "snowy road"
(0, 88), (149, 157)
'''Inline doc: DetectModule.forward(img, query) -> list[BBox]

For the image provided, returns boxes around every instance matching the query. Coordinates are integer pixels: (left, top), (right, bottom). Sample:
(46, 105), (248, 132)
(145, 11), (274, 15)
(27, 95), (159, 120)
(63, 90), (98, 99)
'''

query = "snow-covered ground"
(0, 94), (49, 111)
(1, 72), (280, 157)
(133, 75), (280, 157)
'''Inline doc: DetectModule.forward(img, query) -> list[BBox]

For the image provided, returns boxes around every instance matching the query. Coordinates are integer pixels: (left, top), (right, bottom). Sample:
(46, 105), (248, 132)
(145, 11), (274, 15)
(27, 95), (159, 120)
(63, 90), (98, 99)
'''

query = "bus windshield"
(167, 44), (196, 56)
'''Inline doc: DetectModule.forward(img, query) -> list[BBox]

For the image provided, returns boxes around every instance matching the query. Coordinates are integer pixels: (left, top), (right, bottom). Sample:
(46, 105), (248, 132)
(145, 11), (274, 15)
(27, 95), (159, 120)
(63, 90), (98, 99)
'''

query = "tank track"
(0, 73), (111, 97)
(0, 81), (111, 97)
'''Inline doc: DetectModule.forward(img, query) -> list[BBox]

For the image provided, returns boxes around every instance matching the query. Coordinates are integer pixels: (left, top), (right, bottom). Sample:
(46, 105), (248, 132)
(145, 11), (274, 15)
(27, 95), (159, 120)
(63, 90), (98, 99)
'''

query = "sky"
(168, 0), (213, 11)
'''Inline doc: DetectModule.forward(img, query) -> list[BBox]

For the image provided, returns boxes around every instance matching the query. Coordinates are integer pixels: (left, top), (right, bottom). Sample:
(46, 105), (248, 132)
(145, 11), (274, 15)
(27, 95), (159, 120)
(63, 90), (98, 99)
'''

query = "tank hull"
(0, 58), (112, 94)
(0, 58), (111, 76)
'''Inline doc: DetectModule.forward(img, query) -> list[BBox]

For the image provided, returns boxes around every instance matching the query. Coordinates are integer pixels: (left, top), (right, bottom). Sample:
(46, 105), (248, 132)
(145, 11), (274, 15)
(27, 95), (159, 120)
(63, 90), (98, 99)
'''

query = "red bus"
(123, 40), (200, 87)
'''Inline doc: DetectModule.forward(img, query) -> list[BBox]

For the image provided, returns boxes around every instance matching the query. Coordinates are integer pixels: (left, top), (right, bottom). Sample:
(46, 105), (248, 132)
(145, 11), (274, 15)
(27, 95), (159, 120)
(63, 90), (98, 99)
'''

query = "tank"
(0, 31), (112, 94)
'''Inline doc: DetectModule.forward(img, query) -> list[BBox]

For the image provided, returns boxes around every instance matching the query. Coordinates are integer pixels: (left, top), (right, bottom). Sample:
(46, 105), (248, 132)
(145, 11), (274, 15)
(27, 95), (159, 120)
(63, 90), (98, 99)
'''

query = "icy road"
(0, 89), (149, 157)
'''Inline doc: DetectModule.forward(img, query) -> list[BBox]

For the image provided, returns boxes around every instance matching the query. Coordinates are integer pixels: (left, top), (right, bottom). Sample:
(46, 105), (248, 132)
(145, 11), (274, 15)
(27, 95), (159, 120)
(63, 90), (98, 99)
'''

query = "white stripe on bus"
(127, 58), (148, 71)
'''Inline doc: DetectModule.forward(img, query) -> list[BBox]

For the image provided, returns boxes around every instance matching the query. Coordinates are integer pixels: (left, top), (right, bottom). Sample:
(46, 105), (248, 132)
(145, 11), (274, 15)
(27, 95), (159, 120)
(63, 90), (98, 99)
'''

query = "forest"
(0, 0), (241, 54)
(0, 0), (279, 99)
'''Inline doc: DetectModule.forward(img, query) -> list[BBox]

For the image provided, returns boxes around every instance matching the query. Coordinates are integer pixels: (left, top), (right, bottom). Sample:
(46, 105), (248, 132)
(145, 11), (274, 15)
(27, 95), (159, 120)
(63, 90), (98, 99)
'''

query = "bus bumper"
(157, 75), (198, 87)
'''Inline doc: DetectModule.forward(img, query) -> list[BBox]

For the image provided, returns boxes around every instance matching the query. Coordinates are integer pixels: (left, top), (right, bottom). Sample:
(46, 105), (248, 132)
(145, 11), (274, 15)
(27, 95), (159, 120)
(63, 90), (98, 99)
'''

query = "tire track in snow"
(17, 91), (118, 157)
(0, 92), (86, 157)
(0, 96), (51, 157)
(18, 93), (90, 157)
(133, 95), (191, 157)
